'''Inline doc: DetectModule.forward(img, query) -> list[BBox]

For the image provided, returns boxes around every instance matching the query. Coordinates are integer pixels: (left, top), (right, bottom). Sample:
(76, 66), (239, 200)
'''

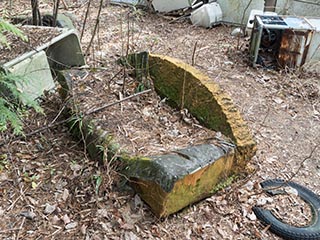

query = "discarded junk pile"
(189, 2), (320, 71)
(153, 0), (223, 28)
(125, 0), (320, 71)
(248, 13), (320, 70)
(189, 1), (222, 28)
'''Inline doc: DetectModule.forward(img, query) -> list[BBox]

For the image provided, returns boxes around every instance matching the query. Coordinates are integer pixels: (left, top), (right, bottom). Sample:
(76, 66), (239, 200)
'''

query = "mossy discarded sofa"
(65, 53), (256, 217)
(124, 53), (256, 217)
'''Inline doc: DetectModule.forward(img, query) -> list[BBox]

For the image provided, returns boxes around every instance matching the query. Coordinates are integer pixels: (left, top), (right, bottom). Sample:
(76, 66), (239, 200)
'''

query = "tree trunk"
(53, 0), (60, 27)
(31, 0), (40, 25)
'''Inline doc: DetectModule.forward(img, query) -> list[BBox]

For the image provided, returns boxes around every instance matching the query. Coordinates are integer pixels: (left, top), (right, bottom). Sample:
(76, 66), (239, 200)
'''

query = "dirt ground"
(0, 1), (320, 239)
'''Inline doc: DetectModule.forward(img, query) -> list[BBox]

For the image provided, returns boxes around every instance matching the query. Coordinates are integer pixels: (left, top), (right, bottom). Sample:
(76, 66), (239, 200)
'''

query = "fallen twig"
(48, 226), (62, 238)
(287, 143), (319, 182)
(0, 228), (21, 233)
(16, 217), (26, 240)
(61, 0), (68, 10)
(6, 188), (27, 211)
(80, 0), (92, 40)
(85, 0), (104, 55)
(240, 142), (320, 199)
(1, 119), (69, 148)
(191, 41), (198, 66)
(86, 88), (151, 115)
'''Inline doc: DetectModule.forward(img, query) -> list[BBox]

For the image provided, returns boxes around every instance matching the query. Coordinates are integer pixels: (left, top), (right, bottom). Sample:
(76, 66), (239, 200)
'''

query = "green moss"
(162, 153), (235, 216)
(122, 156), (156, 177)
(64, 52), (256, 218)
(149, 56), (233, 139)
(211, 174), (238, 193)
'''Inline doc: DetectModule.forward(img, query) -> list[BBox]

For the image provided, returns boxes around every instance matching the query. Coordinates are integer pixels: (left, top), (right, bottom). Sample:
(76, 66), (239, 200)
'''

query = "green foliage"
(23, 171), (40, 189)
(93, 174), (102, 194)
(0, 18), (28, 49)
(0, 17), (36, 135)
(211, 174), (238, 193)
(68, 114), (84, 136)
(0, 72), (43, 135)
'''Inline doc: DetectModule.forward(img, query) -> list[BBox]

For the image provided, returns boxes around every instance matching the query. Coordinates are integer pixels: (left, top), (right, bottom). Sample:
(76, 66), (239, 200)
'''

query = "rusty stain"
(278, 29), (314, 68)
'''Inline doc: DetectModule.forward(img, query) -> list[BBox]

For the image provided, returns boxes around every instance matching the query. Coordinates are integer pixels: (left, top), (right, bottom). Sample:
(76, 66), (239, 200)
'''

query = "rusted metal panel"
(278, 29), (314, 68)
(250, 15), (320, 70)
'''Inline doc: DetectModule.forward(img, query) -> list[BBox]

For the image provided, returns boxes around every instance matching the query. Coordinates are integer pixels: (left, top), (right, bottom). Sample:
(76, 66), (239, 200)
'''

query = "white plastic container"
(190, 2), (222, 28)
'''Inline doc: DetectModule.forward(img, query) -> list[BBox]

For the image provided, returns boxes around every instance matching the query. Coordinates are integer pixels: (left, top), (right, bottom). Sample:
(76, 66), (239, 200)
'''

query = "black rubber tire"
(253, 179), (320, 240)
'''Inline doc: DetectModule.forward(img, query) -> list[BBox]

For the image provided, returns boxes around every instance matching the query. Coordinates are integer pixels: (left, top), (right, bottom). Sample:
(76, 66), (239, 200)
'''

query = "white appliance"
(249, 15), (320, 69)
(152, 0), (190, 12)
(190, 2), (222, 28)
(245, 9), (278, 36)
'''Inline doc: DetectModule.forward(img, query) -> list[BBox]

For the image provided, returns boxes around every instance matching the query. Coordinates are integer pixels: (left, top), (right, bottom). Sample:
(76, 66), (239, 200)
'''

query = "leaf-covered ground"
(0, 1), (319, 239)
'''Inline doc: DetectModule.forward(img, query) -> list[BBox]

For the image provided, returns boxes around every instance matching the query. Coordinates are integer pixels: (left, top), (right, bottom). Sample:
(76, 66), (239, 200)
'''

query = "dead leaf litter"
(0, 1), (319, 239)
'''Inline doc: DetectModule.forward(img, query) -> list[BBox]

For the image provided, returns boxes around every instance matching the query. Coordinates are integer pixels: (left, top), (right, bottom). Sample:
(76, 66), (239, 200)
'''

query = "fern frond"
(0, 98), (23, 135)
(0, 72), (44, 114)
(0, 33), (10, 48)
(0, 18), (28, 42)
(0, 18), (28, 50)
(0, 74), (21, 99)
(0, 72), (44, 135)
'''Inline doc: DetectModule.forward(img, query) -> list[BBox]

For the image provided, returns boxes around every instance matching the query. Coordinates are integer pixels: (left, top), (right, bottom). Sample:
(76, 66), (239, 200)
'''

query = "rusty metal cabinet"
(249, 15), (320, 69)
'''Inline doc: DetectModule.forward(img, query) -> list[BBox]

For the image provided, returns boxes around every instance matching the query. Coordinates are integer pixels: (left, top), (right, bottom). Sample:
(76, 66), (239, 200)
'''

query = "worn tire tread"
(253, 179), (320, 240)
